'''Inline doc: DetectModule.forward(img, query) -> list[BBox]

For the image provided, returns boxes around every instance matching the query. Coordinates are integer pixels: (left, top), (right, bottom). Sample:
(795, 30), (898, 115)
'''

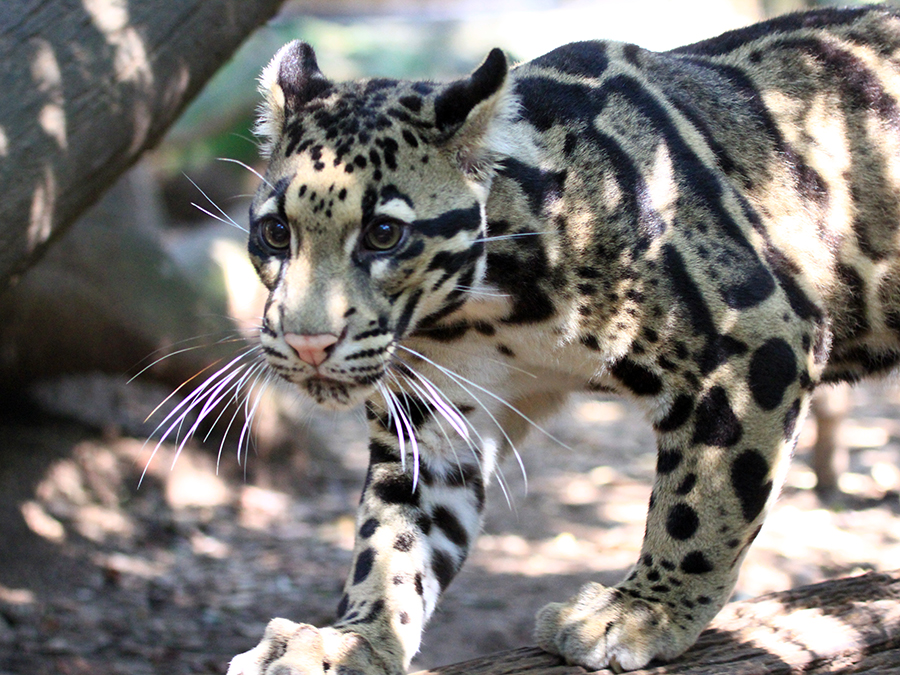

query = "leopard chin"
(302, 375), (378, 410)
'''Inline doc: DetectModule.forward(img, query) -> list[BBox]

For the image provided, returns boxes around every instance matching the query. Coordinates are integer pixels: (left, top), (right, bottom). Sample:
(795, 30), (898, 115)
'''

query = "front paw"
(227, 619), (398, 675)
(534, 582), (694, 672)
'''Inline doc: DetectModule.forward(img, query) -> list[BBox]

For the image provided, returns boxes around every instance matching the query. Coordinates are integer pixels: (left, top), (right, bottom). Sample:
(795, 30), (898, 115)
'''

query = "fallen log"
(416, 570), (900, 674)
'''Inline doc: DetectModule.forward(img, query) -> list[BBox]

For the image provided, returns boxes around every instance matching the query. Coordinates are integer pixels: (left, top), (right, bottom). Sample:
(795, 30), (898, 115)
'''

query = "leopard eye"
(361, 217), (406, 252)
(259, 218), (291, 251)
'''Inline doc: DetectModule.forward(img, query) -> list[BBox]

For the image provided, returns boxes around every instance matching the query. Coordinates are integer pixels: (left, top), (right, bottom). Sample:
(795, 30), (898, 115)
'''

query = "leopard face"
(248, 43), (515, 408)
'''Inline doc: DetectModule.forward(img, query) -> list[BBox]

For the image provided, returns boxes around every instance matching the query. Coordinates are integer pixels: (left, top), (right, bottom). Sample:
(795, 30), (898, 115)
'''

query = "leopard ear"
(256, 41), (331, 157)
(434, 49), (517, 181)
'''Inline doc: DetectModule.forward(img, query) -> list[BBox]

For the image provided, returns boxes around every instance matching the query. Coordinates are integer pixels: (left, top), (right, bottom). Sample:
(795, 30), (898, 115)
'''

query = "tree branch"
(0, 0), (287, 289)
(415, 570), (900, 674)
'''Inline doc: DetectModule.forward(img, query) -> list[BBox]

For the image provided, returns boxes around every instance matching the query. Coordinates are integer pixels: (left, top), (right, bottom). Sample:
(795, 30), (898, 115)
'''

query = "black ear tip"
(276, 40), (330, 109)
(480, 48), (508, 81)
(486, 48), (507, 68)
(468, 47), (508, 99)
(278, 40), (320, 82)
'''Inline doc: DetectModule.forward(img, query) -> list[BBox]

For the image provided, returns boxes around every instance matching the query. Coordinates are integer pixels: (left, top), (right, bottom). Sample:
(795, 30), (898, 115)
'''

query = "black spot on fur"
(837, 264), (869, 339)
(662, 245), (716, 335)
(699, 335), (747, 375)
(611, 359), (663, 396)
(692, 386), (742, 447)
(676, 473), (697, 495)
(532, 40), (610, 78)
(394, 532), (415, 552)
(399, 95), (423, 112)
(352, 548), (376, 584)
(415, 322), (470, 342)
(666, 503), (700, 540)
(655, 394), (695, 432)
(359, 518), (379, 538)
(368, 439), (396, 465)
(680, 551), (714, 574)
(350, 598), (385, 625)
(499, 159), (566, 216)
(657, 449), (683, 474)
(748, 338), (797, 410)
(731, 449), (772, 522)
(497, 345), (515, 357)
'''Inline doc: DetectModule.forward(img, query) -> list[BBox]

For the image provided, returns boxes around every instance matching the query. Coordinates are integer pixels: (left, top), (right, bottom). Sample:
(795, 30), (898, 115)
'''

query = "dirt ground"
(2, 378), (900, 675)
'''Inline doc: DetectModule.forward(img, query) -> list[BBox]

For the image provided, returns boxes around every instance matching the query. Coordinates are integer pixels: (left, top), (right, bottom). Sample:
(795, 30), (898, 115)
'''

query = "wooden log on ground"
(415, 570), (900, 674)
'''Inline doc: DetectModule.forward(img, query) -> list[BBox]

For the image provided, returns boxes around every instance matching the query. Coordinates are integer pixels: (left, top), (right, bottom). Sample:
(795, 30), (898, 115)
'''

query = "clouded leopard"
(225, 6), (900, 673)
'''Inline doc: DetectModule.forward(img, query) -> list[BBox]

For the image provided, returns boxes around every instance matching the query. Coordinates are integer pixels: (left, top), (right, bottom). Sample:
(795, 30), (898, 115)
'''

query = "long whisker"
(129, 331), (250, 384)
(399, 345), (571, 451)
(390, 358), (519, 504)
(139, 345), (262, 485)
(217, 156), (276, 190)
(396, 351), (527, 493)
(392, 367), (505, 500)
(237, 361), (274, 467)
(454, 285), (511, 299)
(418, 339), (538, 380)
(383, 373), (422, 489)
(376, 381), (407, 471)
(191, 202), (248, 233)
(474, 232), (541, 243)
(203, 351), (267, 444)
(184, 172), (248, 233)
(170, 350), (268, 467)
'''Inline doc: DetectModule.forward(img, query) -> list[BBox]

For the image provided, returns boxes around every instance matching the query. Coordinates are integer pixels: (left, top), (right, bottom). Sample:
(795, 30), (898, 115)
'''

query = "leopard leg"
(536, 332), (814, 671)
(227, 383), (503, 675)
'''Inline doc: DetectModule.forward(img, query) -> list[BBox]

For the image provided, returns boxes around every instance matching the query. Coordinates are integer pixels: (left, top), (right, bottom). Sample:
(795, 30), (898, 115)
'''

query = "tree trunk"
(415, 570), (900, 674)
(0, 0), (287, 290)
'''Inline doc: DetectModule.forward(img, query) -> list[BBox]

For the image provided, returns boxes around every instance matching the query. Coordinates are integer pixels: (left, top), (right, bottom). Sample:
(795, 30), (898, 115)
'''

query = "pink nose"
(283, 333), (339, 367)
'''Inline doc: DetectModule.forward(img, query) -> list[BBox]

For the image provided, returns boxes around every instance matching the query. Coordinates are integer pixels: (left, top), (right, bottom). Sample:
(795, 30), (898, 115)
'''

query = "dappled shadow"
(0, 406), (356, 675)
(4, 382), (900, 673)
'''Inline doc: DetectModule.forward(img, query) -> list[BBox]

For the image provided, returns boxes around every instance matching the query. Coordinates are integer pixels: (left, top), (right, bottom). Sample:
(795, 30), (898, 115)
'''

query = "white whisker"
(129, 331), (250, 384)
(376, 381), (407, 471)
(238, 361), (274, 466)
(399, 345), (571, 451)
(139, 344), (263, 486)
(393, 368), (504, 500)
(393, 352), (526, 500)
(184, 172), (248, 233)
(475, 232), (541, 243)
(420, 339), (538, 380)
(383, 373), (422, 489)
(217, 156), (276, 190)
(191, 202), (248, 232)
(455, 285), (511, 299)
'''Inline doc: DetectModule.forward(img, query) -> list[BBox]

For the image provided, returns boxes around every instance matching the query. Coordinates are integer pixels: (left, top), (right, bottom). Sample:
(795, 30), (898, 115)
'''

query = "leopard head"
(249, 41), (516, 408)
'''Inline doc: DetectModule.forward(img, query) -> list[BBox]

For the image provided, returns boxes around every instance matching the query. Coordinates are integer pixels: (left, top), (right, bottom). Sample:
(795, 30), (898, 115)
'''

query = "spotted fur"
(228, 8), (900, 674)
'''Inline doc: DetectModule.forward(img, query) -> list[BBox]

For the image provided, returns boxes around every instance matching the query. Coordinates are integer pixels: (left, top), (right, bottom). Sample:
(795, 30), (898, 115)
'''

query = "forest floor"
(2, 380), (900, 675)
